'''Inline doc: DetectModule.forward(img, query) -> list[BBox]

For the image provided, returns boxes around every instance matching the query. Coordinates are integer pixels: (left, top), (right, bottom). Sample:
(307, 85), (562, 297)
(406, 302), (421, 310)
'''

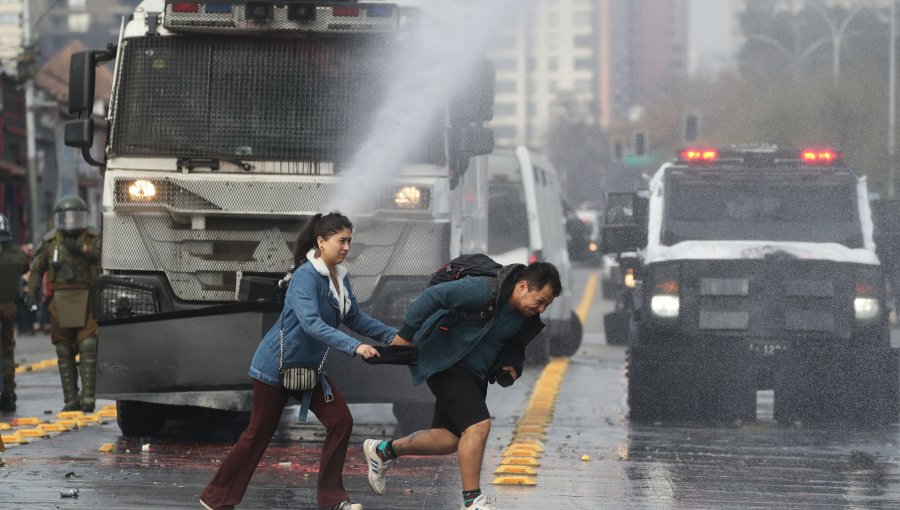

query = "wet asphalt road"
(2, 266), (900, 509)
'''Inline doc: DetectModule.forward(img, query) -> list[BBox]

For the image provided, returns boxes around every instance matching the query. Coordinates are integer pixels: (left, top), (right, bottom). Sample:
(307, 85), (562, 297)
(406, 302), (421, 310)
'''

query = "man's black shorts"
(426, 364), (489, 437)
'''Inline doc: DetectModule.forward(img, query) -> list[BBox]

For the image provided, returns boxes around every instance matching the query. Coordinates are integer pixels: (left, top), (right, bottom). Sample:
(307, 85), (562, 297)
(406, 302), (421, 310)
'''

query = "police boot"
(78, 336), (98, 413)
(0, 356), (15, 411)
(56, 343), (81, 411)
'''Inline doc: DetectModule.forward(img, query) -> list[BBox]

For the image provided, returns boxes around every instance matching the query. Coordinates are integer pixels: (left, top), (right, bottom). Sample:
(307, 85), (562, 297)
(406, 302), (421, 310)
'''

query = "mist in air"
(326, 0), (529, 214)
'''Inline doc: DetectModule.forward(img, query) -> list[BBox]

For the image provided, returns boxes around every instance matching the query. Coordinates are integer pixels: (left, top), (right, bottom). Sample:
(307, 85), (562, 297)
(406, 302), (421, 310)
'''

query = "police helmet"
(0, 214), (11, 242)
(54, 196), (89, 232)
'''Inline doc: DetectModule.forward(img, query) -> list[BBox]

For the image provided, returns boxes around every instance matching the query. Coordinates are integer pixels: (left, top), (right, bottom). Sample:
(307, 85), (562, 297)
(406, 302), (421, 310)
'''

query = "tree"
(545, 92), (615, 205)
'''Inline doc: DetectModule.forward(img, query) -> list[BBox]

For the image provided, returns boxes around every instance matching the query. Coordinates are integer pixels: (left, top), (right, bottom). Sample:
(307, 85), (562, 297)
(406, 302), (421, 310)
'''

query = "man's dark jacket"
(398, 264), (544, 385)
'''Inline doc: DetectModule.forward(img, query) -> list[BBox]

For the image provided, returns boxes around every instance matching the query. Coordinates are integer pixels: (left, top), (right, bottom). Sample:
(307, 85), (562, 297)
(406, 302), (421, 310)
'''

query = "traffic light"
(684, 112), (700, 142)
(633, 131), (646, 157)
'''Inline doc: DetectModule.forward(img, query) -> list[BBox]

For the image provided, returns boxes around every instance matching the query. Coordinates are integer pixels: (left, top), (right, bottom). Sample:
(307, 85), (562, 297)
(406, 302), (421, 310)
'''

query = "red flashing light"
(171, 2), (199, 13)
(681, 149), (718, 162)
(528, 252), (540, 264)
(856, 282), (875, 296)
(333, 6), (360, 17)
(801, 149), (837, 164)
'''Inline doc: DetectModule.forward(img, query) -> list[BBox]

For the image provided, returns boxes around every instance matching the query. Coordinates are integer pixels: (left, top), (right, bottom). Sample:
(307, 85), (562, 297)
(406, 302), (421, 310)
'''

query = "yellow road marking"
(0, 407), (114, 448)
(14, 355), (81, 375)
(494, 465), (537, 475)
(576, 272), (599, 324)
(493, 272), (597, 486)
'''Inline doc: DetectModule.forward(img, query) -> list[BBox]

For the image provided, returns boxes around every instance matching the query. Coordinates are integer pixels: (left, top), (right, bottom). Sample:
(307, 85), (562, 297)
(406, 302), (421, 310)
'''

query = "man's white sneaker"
(462, 494), (495, 510)
(363, 439), (392, 495)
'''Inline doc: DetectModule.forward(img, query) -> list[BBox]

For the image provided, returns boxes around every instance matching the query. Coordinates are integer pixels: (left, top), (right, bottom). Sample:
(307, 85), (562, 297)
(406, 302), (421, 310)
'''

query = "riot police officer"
(0, 215), (27, 411)
(27, 196), (101, 412)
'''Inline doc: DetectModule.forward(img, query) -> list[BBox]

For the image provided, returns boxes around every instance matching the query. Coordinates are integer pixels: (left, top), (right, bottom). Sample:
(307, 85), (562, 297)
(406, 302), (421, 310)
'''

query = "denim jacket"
(397, 264), (544, 386)
(249, 250), (397, 421)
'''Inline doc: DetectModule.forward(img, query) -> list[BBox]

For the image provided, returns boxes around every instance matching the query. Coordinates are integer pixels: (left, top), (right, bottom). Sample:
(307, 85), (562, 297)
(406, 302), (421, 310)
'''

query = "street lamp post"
(889, 0), (897, 199)
(22, 0), (41, 244)
(805, 0), (864, 88)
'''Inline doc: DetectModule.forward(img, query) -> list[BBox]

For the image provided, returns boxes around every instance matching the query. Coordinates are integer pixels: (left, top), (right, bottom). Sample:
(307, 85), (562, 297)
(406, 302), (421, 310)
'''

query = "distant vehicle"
(601, 146), (900, 425)
(574, 205), (603, 266)
(563, 201), (594, 264)
(486, 146), (583, 358)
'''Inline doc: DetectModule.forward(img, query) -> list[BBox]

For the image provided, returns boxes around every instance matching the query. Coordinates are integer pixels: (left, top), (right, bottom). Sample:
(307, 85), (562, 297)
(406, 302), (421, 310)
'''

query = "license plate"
(699, 311), (749, 330)
(749, 343), (788, 356)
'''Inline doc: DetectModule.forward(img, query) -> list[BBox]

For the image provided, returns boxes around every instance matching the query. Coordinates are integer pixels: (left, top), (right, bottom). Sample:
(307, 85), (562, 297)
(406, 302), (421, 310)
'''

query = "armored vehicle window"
(661, 169), (862, 248)
(109, 36), (444, 166)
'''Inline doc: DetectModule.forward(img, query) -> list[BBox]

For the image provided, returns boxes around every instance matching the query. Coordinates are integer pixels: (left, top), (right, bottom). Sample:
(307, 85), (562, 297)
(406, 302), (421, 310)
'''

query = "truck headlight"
(854, 297), (880, 321)
(394, 186), (423, 209)
(650, 295), (680, 318)
(127, 179), (157, 201)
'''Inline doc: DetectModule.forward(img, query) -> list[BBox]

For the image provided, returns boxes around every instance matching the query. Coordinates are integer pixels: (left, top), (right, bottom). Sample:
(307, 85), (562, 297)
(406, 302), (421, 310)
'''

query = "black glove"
(64, 239), (81, 255)
(489, 368), (515, 387)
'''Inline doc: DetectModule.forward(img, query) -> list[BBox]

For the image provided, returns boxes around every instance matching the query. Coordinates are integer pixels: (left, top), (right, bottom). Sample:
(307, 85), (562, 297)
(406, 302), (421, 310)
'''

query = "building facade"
(0, 0), (22, 76)
(489, 0), (690, 147)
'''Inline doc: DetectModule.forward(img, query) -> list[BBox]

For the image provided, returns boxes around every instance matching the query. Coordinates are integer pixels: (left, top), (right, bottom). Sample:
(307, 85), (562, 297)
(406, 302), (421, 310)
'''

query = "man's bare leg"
(456, 419), (491, 491)
(392, 428), (459, 456)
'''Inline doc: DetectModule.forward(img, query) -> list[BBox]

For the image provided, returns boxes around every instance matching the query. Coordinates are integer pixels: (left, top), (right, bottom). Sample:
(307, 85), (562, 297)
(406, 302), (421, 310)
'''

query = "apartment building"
(0, 0), (22, 76)
(490, 0), (689, 146)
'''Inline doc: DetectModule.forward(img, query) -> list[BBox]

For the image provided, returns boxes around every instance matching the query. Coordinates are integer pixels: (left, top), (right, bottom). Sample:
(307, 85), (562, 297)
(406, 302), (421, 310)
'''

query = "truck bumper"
(96, 303), (432, 410)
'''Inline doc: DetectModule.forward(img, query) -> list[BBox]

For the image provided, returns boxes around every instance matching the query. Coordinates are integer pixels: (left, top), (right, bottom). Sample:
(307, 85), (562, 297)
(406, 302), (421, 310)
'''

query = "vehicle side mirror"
(451, 60), (494, 124)
(461, 125), (494, 156)
(68, 51), (96, 115)
(64, 119), (94, 149)
(600, 192), (648, 253)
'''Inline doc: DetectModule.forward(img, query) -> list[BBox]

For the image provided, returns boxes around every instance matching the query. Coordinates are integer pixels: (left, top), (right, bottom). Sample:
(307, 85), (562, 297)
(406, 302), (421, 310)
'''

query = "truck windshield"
(661, 170), (863, 248)
(109, 36), (444, 166)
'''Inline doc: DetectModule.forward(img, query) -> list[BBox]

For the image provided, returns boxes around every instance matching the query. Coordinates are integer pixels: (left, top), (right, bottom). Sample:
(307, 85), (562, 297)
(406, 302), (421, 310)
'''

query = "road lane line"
(0, 404), (117, 448)
(576, 272), (599, 324)
(493, 272), (597, 486)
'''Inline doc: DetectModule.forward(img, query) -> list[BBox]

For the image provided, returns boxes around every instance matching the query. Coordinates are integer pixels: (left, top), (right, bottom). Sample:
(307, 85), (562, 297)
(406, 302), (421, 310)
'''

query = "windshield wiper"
(176, 157), (254, 172)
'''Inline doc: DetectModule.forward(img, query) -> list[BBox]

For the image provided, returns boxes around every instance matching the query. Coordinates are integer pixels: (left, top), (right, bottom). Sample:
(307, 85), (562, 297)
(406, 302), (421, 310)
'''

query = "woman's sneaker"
(328, 501), (363, 510)
(462, 494), (495, 510)
(363, 439), (392, 494)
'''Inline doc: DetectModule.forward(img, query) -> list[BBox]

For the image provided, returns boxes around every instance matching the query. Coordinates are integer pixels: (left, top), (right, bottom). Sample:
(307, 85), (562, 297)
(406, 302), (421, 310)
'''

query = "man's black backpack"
(428, 254), (502, 322)
(428, 253), (501, 287)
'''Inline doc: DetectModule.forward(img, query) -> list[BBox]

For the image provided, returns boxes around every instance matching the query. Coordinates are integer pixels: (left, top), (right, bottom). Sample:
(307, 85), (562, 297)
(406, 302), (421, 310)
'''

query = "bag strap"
(450, 276), (500, 323)
(279, 309), (329, 373)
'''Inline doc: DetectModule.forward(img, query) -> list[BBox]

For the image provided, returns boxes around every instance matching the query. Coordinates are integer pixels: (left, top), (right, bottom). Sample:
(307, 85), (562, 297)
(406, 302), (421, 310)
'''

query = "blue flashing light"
(205, 3), (232, 13)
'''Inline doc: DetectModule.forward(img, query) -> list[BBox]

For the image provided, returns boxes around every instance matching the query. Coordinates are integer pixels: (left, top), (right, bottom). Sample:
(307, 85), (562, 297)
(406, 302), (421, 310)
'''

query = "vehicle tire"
(524, 333), (551, 365)
(550, 312), (583, 357)
(392, 402), (433, 437)
(775, 347), (900, 426)
(604, 312), (630, 345)
(627, 344), (755, 424)
(116, 400), (168, 437)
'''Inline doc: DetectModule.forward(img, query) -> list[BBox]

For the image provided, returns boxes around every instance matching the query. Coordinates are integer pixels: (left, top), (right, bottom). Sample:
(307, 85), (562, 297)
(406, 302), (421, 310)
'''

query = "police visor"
(56, 210), (88, 231)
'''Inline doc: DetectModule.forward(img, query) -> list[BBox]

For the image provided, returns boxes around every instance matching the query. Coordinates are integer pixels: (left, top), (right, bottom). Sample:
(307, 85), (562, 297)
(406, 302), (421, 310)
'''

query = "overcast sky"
(689, 0), (737, 76)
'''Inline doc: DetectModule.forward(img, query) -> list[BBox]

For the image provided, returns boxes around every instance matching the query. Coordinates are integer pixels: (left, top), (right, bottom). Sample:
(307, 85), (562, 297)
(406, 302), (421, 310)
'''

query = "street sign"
(622, 153), (656, 167)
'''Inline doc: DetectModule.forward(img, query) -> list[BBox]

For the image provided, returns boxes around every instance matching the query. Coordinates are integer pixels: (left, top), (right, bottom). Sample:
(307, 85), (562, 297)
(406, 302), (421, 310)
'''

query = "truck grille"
(102, 213), (449, 303)
(669, 260), (873, 340)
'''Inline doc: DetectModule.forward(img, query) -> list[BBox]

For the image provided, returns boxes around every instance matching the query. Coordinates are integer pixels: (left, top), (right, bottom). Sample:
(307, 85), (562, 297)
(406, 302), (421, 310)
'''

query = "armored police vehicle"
(64, 0), (494, 435)
(601, 146), (900, 425)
